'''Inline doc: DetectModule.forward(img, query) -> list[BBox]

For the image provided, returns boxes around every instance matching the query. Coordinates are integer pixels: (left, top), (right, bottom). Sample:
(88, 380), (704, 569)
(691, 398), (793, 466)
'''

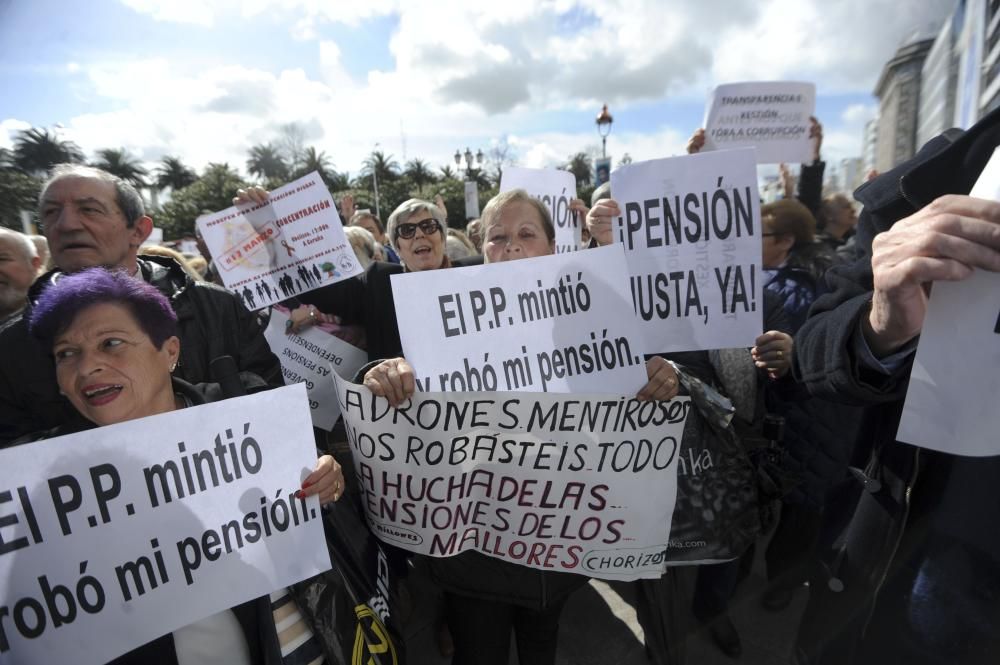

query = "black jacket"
(0, 256), (283, 444)
(301, 256), (484, 362)
(792, 107), (1000, 664)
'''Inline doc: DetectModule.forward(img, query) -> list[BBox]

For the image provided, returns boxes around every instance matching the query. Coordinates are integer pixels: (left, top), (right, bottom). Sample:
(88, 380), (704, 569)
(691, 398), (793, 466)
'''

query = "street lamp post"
(596, 104), (614, 158)
(454, 147), (484, 179)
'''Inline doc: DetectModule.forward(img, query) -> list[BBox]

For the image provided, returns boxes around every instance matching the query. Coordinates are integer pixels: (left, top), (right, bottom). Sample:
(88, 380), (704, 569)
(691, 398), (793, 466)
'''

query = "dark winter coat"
(0, 256), (282, 444)
(791, 107), (1000, 665)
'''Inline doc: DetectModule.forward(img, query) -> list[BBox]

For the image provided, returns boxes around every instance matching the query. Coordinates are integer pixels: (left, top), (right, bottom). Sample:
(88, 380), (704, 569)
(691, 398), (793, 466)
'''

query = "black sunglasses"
(396, 218), (441, 239)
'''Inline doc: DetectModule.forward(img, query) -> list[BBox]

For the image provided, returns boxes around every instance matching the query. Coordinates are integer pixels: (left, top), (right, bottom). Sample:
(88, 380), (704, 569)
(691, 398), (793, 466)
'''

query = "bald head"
(0, 229), (41, 318)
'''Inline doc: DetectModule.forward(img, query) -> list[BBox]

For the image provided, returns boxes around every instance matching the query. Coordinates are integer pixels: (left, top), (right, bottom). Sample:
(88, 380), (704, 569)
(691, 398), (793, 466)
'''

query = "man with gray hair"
(0, 164), (281, 443)
(0, 228), (41, 325)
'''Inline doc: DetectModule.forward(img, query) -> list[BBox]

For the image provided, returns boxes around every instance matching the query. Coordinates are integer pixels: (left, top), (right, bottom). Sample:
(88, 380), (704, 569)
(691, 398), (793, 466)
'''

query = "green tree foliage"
(0, 169), (42, 231)
(154, 156), (198, 191)
(155, 163), (248, 240)
(404, 158), (436, 192)
(93, 148), (149, 188)
(295, 147), (342, 188)
(563, 152), (593, 190)
(246, 142), (289, 182)
(13, 128), (85, 174)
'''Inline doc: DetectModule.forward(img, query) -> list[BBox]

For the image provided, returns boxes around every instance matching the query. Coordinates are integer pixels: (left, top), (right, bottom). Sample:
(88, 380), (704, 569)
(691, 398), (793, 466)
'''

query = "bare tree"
(486, 135), (517, 184)
(277, 123), (307, 171)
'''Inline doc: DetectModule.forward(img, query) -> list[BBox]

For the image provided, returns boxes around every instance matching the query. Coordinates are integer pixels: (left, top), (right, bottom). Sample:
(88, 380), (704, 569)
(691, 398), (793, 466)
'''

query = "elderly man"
(0, 228), (41, 325)
(792, 107), (1000, 665)
(0, 164), (281, 444)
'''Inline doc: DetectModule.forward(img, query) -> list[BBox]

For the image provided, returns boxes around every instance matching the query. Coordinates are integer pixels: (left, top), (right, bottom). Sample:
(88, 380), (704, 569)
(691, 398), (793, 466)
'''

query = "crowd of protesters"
(1, 104), (999, 665)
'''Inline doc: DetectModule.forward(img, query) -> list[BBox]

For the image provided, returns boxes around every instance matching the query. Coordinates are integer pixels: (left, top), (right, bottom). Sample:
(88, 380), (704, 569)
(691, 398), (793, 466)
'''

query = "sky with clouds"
(0, 0), (957, 182)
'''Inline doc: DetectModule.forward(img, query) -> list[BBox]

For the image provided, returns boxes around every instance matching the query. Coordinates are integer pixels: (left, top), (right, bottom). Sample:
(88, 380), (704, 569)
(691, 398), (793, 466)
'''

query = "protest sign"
(196, 172), (362, 311)
(500, 167), (581, 253)
(897, 148), (1000, 456)
(390, 244), (649, 395)
(703, 81), (816, 164)
(0, 384), (330, 664)
(263, 308), (369, 430)
(334, 374), (691, 580)
(610, 149), (763, 353)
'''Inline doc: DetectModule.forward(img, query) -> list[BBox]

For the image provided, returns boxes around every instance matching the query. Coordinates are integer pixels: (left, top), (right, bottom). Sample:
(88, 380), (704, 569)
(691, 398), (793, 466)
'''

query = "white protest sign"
(0, 384), (330, 665)
(500, 167), (580, 253)
(611, 149), (763, 353)
(196, 171), (362, 311)
(390, 244), (649, 395)
(264, 309), (369, 430)
(897, 148), (1000, 456)
(703, 81), (816, 164)
(334, 374), (690, 580)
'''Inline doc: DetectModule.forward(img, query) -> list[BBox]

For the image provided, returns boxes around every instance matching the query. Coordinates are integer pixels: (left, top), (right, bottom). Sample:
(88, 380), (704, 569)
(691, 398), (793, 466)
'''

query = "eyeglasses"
(396, 218), (441, 240)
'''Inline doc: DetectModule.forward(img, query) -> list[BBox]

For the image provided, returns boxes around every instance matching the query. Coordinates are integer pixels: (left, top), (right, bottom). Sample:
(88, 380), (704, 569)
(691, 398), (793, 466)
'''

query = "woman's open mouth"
(82, 383), (123, 406)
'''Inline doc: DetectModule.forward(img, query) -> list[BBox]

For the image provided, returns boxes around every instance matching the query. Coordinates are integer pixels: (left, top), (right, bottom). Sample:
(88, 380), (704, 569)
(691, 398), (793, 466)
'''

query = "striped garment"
(270, 589), (324, 665)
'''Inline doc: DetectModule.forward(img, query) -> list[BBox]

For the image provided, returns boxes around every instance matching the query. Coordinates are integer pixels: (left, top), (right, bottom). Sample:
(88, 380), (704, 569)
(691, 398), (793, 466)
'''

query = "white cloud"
(0, 119), (32, 150)
(7, 0), (957, 181)
(119, 0), (218, 26)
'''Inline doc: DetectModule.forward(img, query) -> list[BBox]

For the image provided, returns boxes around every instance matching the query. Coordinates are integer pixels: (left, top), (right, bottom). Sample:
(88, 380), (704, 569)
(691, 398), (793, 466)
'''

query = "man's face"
(355, 216), (384, 243)
(0, 235), (39, 314)
(39, 176), (148, 273)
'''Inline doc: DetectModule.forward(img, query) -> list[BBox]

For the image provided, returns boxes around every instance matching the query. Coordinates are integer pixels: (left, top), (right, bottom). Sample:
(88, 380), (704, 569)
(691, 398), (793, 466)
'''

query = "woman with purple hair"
(27, 266), (343, 664)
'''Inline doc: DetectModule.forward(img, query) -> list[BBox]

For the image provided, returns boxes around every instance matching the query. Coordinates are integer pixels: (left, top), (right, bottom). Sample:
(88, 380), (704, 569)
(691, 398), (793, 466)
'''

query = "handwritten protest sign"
(703, 81), (816, 164)
(390, 244), (649, 395)
(334, 374), (691, 580)
(0, 385), (330, 664)
(500, 167), (580, 253)
(264, 309), (368, 430)
(196, 172), (362, 311)
(898, 148), (1000, 456)
(611, 149), (762, 353)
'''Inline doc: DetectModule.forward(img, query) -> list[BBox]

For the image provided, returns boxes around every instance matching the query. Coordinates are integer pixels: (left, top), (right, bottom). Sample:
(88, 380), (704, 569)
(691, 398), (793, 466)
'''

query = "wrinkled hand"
(686, 128), (706, 155)
(233, 186), (269, 206)
(298, 455), (344, 504)
(363, 357), (416, 407)
(340, 194), (356, 222)
(286, 305), (329, 334)
(752, 330), (793, 378)
(865, 195), (1000, 356)
(586, 198), (620, 245)
(809, 116), (823, 163)
(636, 356), (680, 401)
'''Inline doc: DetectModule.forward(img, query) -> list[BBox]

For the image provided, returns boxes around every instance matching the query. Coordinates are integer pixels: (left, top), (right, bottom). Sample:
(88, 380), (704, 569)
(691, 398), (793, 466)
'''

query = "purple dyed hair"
(29, 267), (179, 350)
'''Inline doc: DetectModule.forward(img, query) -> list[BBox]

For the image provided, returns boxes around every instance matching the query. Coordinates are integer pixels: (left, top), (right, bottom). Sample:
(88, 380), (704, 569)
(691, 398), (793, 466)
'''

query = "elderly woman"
(362, 189), (680, 665)
(27, 267), (343, 664)
(760, 198), (837, 333)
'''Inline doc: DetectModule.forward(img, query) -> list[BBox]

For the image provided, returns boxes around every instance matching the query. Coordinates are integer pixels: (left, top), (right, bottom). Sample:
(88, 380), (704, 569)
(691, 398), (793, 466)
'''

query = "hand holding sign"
(298, 454), (345, 504)
(364, 354), (679, 404)
(864, 194), (1000, 356)
(896, 148), (1000, 456)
